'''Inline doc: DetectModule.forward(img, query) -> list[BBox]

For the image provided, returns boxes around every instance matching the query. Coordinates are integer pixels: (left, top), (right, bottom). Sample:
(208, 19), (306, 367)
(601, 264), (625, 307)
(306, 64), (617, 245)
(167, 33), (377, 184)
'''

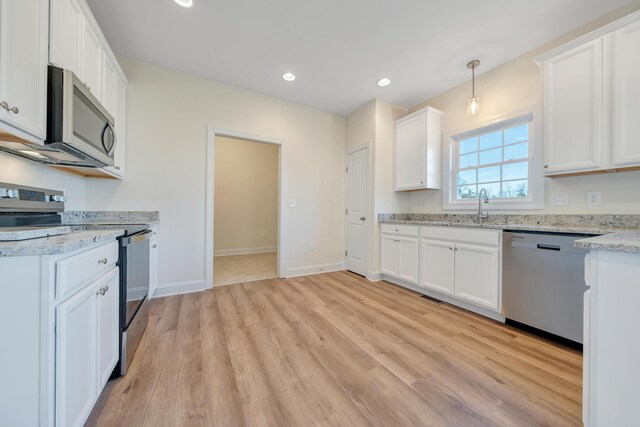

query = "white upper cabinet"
(537, 11), (640, 176)
(612, 19), (640, 167)
(81, 19), (103, 100)
(541, 39), (604, 174)
(101, 52), (117, 116)
(49, 0), (84, 77)
(0, 0), (48, 141)
(394, 106), (443, 191)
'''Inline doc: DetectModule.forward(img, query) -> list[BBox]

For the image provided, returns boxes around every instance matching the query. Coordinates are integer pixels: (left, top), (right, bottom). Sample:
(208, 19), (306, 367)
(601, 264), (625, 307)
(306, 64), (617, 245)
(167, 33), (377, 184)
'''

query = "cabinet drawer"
(56, 241), (119, 300)
(381, 224), (419, 237)
(421, 226), (500, 246)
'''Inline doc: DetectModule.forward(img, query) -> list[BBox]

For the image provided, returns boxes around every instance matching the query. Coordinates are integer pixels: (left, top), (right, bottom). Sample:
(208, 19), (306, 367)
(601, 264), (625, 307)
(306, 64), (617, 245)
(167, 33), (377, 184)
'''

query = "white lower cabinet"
(380, 231), (419, 285)
(382, 225), (502, 316)
(453, 243), (500, 311)
(419, 239), (455, 296)
(56, 267), (119, 427)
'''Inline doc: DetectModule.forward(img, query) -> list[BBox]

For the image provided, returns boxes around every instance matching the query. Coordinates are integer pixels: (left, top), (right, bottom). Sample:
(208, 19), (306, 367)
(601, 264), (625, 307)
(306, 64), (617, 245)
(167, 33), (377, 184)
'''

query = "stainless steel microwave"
(0, 66), (116, 167)
(45, 66), (116, 167)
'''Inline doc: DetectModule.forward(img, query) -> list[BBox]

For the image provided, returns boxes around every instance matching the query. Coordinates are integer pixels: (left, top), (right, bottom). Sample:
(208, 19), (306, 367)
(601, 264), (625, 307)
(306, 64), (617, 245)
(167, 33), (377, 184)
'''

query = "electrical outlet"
(423, 200), (430, 208)
(550, 193), (569, 206)
(309, 241), (315, 251)
(586, 191), (601, 206)
(288, 198), (296, 208)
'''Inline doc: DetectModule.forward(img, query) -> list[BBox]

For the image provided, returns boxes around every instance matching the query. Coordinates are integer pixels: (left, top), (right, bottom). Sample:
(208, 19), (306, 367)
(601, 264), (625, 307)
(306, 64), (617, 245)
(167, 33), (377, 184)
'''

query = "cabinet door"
(149, 238), (158, 298)
(395, 112), (426, 190)
(0, 0), (48, 139)
(56, 281), (97, 427)
(81, 21), (103, 99)
(49, 0), (83, 77)
(380, 234), (398, 277)
(101, 53), (117, 116)
(612, 21), (640, 167)
(96, 268), (119, 391)
(397, 236), (419, 285)
(108, 75), (126, 177)
(542, 38), (604, 174)
(453, 243), (500, 311)
(419, 239), (455, 296)
(583, 288), (591, 426)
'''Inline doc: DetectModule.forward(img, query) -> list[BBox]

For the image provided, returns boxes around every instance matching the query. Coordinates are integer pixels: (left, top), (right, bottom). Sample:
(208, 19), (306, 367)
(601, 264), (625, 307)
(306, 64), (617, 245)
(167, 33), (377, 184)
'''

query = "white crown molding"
(534, 10), (640, 64)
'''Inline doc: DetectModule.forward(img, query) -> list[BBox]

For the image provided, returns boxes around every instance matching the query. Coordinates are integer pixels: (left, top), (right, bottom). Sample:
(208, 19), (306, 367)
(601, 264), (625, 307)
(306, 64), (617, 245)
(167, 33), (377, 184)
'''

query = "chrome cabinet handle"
(360, 216), (366, 221)
(104, 285), (109, 293)
(98, 258), (108, 264)
(544, 164), (549, 169)
(8, 106), (18, 114)
(114, 166), (121, 170)
(152, 244), (157, 248)
(96, 287), (106, 296)
(0, 101), (8, 111)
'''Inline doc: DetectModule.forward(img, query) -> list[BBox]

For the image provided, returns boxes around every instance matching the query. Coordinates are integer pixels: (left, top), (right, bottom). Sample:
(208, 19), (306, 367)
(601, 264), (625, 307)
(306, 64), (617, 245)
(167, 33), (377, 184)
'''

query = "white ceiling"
(86, 0), (632, 116)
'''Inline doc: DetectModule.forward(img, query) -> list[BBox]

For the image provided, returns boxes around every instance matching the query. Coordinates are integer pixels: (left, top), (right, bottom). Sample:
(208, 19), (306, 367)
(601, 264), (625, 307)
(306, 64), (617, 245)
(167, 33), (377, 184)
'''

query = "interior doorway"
(345, 144), (369, 276)
(212, 135), (280, 287)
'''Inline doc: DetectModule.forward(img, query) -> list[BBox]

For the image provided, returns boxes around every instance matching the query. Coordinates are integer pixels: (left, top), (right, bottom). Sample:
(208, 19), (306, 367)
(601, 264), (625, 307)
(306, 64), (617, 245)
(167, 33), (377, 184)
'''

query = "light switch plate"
(288, 198), (296, 208)
(586, 192), (601, 206)
(550, 193), (569, 206)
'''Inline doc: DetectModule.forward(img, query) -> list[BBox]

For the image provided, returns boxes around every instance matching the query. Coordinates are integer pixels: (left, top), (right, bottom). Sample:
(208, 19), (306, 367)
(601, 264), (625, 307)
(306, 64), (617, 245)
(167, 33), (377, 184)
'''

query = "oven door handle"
(122, 229), (153, 246)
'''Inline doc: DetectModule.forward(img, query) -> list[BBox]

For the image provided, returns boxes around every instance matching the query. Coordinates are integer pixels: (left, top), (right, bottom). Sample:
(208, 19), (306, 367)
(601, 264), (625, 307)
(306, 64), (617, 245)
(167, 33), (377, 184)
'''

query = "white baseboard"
(214, 246), (277, 257)
(285, 262), (345, 278)
(381, 275), (505, 323)
(152, 280), (207, 298)
(367, 271), (382, 282)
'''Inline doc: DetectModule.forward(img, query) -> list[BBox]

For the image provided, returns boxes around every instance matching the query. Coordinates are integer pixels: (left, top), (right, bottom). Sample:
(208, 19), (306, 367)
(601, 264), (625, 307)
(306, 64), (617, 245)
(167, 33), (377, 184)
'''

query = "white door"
(397, 236), (419, 285)
(380, 234), (398, 277)
(0, 0), (48, 139)
(612, 21), (640, 167)
(96, 268), (119, 392)
(543, 38), (604, 174)
(345, 147), (368, 276)
(395, 112), (426, 190)
(56, 281), (97, 427)
(49, 0), (83, 76)
(420, 239), (455, 296)
(453, 243), (500, 311)
(81, 21), (102, 99)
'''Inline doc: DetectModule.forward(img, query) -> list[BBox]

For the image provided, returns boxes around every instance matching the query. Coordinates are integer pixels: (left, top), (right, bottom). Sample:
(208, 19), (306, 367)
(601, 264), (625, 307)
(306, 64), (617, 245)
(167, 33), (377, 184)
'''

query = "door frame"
(344, 142), (371, 277)
(205, 126), (285, 289)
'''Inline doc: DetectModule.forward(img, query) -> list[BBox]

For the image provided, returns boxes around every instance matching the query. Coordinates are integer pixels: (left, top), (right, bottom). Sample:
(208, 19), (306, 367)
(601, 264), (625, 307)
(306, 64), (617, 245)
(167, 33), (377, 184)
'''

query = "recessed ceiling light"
(282, 72), (296, 82)
(377, 78), (391, 87)
(173, 0), (193, 8)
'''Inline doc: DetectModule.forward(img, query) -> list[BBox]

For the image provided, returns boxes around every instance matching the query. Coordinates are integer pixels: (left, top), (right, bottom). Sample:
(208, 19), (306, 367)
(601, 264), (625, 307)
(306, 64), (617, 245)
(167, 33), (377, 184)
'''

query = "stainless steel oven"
(114, 227), (153, 377)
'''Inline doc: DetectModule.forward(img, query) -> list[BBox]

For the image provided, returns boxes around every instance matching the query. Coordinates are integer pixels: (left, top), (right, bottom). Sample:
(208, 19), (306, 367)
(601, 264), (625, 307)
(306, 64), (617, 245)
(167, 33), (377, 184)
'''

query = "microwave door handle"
(102, 122), (117, 156)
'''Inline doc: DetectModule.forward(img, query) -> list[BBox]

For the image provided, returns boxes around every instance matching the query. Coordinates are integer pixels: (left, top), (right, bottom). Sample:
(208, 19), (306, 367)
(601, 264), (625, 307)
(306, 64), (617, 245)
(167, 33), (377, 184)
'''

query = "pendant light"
(467, 60), (480, 115)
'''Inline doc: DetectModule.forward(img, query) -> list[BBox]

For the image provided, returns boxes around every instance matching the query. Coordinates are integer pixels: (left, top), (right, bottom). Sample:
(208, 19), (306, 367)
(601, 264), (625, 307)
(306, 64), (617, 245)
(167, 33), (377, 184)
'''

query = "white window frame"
(443, 109), (545, 210)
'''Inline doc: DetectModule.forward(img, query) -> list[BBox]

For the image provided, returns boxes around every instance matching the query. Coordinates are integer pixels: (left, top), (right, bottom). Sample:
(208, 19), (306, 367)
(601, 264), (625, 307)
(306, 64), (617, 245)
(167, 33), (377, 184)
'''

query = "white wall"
(84, 57), (346, 292)
(0, 151), (86, 210)
(404, 3), (640, 215)
(214, 136), (278, 255)
(346, 99), (409, 278)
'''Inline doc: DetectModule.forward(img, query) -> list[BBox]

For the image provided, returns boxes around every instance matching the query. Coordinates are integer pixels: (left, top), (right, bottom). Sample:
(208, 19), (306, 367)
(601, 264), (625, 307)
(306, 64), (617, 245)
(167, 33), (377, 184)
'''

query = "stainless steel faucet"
(476, 188), (489, 223)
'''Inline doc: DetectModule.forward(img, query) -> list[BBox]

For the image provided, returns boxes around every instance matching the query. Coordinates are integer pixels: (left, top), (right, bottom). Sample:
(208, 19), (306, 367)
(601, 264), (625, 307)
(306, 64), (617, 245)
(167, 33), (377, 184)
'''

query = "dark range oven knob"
(48, 194), (67, 202)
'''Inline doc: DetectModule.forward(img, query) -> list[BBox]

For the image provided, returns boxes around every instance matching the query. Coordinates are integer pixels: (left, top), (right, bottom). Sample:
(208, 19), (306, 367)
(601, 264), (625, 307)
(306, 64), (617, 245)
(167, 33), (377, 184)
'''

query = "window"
(444, 112), (543, 210)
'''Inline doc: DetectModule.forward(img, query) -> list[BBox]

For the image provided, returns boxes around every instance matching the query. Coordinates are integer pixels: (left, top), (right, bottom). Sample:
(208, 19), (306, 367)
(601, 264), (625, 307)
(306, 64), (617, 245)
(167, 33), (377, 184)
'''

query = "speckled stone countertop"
(61, 211), (159, 226)
(0, 226), (71, 241)
(574, 233), (640, 254)
(379, 214), (640, 253)
(0, 229), (124, 257)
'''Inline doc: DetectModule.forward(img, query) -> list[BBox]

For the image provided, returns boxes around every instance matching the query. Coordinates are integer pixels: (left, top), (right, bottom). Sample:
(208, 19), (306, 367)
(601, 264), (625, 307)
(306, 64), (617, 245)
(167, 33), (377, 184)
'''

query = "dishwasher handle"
(537, 244), (561, 251)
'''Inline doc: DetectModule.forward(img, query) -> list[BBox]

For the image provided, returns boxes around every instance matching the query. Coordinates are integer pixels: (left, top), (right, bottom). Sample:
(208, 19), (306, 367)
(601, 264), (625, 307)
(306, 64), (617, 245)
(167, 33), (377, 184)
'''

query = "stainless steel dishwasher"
(502, 231), (592, 346)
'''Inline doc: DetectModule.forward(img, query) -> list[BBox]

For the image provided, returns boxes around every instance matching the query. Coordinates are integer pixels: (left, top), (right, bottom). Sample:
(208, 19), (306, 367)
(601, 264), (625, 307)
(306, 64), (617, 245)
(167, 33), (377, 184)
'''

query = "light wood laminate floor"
(88, 271), (582, 426)
(213, 252), (277, 287)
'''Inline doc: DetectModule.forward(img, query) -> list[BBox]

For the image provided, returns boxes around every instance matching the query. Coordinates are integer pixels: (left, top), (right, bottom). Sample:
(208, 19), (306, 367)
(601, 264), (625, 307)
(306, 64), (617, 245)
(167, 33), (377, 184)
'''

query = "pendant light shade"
(467, 60), (480, 115)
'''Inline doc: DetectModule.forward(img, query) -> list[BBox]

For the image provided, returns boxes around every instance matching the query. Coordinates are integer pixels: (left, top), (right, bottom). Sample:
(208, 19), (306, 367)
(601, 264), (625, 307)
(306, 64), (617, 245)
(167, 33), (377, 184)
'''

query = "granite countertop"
(0, 229), (125, 257)
(379, 214), (640, 254)
(575, 233), (640, 254)
(0, 226), (71, 241)
(61, 211), (160, 226)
